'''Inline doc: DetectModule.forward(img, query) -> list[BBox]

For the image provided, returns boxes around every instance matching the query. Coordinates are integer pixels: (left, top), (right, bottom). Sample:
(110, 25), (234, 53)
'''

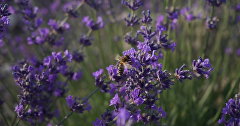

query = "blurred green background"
(0, 0), (240, 126)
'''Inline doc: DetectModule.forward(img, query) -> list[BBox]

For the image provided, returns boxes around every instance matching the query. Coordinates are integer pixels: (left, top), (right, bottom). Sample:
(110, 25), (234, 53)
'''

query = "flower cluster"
(12, 50), (81, 123)
(27, 19), (70, 45)
(16, 0), (39, 30)
(92, 10), (213, 125)
(122, 0), (144, 27)
(218, 94), (240, 126)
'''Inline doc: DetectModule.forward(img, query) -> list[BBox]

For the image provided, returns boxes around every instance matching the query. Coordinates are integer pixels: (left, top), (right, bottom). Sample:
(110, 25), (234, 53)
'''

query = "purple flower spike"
(122, 0), (144, 11)
(142, 10), (152, 24)
(236, 48), (240, 56)
(137, 26), (156, 41)
(124, 32), (138, 46)
(206, 0), (226, 7)
(124, 14), (140, 27)
(79, 35), (92, 46)
(175, 64), (192, 81)
(192, 57), (213, 78)
(218, 94), (240, 126)
(65, 95), (91, 113)
(66, 95), (75, 107)
(82, 16), (104, 30)
(93, 118), (106, 126)
(206, 17), (219, 30)
(92, 69), (104, 79)
(0, 3), (10, 33)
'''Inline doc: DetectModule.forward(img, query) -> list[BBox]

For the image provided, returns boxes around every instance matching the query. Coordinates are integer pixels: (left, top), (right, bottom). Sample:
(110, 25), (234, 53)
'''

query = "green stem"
(11, 115), (17, 126)
(1, 111), (10, 126)
(14, 119), (20, 126)
(203, 6), (215, 58)
(82, 88), (99, 103)
(0, 81), (17, 103)
(202, 32), (210, 58)
(56, 111), (73, 126)
(60, 1), (84, 26)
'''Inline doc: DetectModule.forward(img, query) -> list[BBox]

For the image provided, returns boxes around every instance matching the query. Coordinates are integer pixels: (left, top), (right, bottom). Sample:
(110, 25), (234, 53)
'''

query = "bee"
(116, 55), (132, 76)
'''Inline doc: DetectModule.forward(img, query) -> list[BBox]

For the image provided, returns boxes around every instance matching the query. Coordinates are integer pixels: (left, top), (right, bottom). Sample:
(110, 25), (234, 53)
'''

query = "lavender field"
(0, 0), (239, 126)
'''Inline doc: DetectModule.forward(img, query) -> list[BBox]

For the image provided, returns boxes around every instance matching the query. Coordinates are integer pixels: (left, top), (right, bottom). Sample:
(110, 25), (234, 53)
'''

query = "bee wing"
(115, 54), (121, 61)
(124, 63), (133, 69)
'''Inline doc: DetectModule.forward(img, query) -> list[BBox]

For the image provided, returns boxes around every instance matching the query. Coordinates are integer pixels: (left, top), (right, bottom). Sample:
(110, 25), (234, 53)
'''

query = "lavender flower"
(206, 17), (219, 29)
(0, 3), (10, 17)
(156, 15), (165, 27)
(72, 51), (84, 62)
(92, 69), (109, 92)
(142, 10), (152, 24)
(122, 0), (144, 11)
(79, 35), (92, 46)
(0, 3), (10, 34)
(180, 7), (199, 21)
(236, 4), (240, 11)
(206, 0), (226, 7)
(92, 8), (213, 125)
(167, 7), (179, 20)
(167, 7), (180, 29)
(137, 26), (156, 41)
(93, 110), (113, 126)
(156, 26), (176, 51)
(225, 47), (233, 55)
(116, 108), (131, 126)
(12, 50), (76, 123)
(27, 28), (50, 44)
(124, 32), (139, 46)
(66, 95), (91, 113)
(124, 14), (140, 27)
(48, 19), (70, 34)
(85, 0), (104, 10)
(192, 57), (213, 78)
(218, 94), (240, 126)
(82, 16), (104, 30)
(236, 48), (240, 57)
(17, 0), (39, 30)
(93, 118), (106, 126)
(174, 64), (192, 81)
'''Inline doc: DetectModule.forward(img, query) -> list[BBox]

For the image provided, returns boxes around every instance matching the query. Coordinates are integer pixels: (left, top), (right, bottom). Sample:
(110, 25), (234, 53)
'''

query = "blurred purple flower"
(124, 14), (140, 27)
(82, 16), (104, 30)
(206, 0), (226, 7)
(142, 10), (152, 24)
(66, 95), (91, 113)
(218, 94), (240, 126)
(110, 94), (121, 106)
(236, 48), (240, 56)
(225, 47), (233, 55)
(93, 118), (106, 126)
(117, 108), (131, 126)
(206, 17), (219, 29)
(122, 0), (144, 11)
(92, 69), (104, 79)
(79, 35), (92, 46)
